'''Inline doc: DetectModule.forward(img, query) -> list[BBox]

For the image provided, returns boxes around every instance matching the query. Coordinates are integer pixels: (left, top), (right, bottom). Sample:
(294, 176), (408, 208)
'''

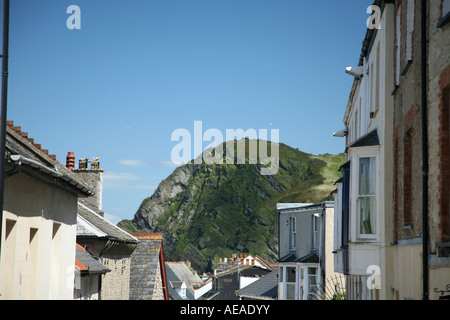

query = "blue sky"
(4, 0), (373, 224)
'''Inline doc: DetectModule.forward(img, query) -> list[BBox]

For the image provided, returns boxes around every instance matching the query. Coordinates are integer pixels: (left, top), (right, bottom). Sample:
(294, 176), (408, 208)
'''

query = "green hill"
(118, 140), (344, 273)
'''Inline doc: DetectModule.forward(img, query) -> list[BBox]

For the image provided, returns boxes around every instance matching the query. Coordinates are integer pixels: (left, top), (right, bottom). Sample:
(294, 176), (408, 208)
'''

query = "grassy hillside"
(119, 141), (344, 273)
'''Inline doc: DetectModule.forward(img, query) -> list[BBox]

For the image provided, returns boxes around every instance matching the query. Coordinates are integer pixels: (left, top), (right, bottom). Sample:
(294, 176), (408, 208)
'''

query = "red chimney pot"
(66, 152), (75, 169)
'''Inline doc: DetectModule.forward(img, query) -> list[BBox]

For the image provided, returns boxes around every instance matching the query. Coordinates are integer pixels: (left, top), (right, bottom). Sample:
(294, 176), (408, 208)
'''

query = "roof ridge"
(130, 232), (163, 240)
(7, 120), (57, 161)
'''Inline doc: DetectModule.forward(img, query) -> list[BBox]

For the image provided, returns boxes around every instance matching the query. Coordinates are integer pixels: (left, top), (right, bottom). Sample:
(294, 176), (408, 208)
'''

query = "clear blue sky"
(4, 0), (373, 224)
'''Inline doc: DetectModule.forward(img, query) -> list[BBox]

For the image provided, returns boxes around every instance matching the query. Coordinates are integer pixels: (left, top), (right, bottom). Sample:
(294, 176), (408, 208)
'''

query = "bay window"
(358, 156), (377, 237)
(279, 264), (320, 300)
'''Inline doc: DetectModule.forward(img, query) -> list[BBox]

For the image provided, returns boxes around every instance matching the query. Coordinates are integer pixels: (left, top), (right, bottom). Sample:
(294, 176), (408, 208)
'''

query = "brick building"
(334, 0), (450, 300)
(391, 0), (450, 300)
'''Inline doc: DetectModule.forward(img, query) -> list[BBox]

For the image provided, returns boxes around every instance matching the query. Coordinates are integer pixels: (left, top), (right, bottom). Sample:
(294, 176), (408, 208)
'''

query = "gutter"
(159, 241), (170, 300)
(420, 0), (429, 301)
(7, 154), (94, 196)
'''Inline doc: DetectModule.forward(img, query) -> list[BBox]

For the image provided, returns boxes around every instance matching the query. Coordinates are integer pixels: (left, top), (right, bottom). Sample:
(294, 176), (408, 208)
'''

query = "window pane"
(359, 157), (376, 195)
(308, 267), (318, 298)
(444, 0), (450, 17)
(287, 283), (296, 300)
(287, 267), (296, 283)
(359, 196), (376, 234)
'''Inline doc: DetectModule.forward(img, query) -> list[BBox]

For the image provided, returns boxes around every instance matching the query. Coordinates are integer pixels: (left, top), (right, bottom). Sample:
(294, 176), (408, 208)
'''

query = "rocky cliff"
(118, 140), (344, 273)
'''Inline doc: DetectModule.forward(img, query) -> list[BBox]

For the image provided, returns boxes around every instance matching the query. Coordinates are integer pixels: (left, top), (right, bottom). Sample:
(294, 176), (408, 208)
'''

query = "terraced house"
(333, 0), (450, 300)
(0, 122), (94, 299)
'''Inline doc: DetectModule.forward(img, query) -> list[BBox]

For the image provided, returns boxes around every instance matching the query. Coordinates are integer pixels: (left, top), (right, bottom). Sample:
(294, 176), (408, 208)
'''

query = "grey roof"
(6, 123), (93, 196)
(165, 262), (203, 300)
(278, 251), (320, 264)
(277, 252), (297, 263)
(297, 251), (320, 263)
(348, 129), (379, 149)
(129, 235), (163, 300)
(77, 202), (138, 243)
(76, 244), (110, 275)
(236, 270), (278, 300)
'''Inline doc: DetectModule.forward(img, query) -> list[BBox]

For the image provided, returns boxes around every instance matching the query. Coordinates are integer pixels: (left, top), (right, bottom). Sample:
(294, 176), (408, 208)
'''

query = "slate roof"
(129, 233), (164, 300)
(277, 252), (297, 263)
(77, 202), (138, 243)
(297, 251), (320, 263)
(75, 243), (110, 275)
(348, 129), (379, 149)
(236, 269), (278, 300)
(212, 266), (272, 300)
(165, 262), (206, 300)
(5, 121), (93, 196)
(277, 251), (320, 264)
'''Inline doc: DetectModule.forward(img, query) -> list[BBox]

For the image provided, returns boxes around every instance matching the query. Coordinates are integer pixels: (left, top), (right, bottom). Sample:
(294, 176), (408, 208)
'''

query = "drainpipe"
(0, 0), (10, 259)
(420, 0), (429, 301)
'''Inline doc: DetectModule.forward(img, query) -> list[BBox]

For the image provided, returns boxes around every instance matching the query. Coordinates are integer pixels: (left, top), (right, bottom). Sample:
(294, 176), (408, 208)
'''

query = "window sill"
(437, 12), (450, 28)
(402, 224), (413, 230)
(436, 242), (450, 258)
(349, 239), (380, 245)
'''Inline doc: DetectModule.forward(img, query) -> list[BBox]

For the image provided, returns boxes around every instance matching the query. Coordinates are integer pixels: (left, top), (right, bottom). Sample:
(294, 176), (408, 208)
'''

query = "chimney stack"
(79, 158), (88, 170)
(66, 152), (75, 169)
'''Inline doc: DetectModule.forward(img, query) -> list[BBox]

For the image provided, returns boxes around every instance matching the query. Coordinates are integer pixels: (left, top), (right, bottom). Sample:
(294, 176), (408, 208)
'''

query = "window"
(289, 217), (296, 251)
(286, 266), (296, 300)
(438, 0), (450, 27)
(370, 61), (374, 113)
(308, 267), (319, 298)
(444, 0), (450, 14)
(405, 0), (415, 63)
(180, 285), (187, 299)
(375, 44), (380, 111)
(395, 6), (402, 86)
(312, 215), (318, 250)
(279, 265), (320, 300)
(358, 157), (377, 236)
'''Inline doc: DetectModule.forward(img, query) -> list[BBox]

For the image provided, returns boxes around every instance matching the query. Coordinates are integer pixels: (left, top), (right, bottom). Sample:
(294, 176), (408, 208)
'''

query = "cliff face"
(119, 141), (344, 273)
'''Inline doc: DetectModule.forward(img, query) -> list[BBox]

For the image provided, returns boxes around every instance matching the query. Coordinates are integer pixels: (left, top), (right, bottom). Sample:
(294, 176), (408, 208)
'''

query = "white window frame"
(312, 214), (318, 251)
(395, 5), (401, 86)
(289, 216), (296, 251)
(350, 149), (379, 242)
(307, 266), (319, 299)
(405, 0), (414, 62)
(279, 264), (321, 300)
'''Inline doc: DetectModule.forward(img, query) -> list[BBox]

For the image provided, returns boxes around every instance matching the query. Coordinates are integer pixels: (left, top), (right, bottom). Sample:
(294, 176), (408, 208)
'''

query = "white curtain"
(359, 157), (376, 234)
